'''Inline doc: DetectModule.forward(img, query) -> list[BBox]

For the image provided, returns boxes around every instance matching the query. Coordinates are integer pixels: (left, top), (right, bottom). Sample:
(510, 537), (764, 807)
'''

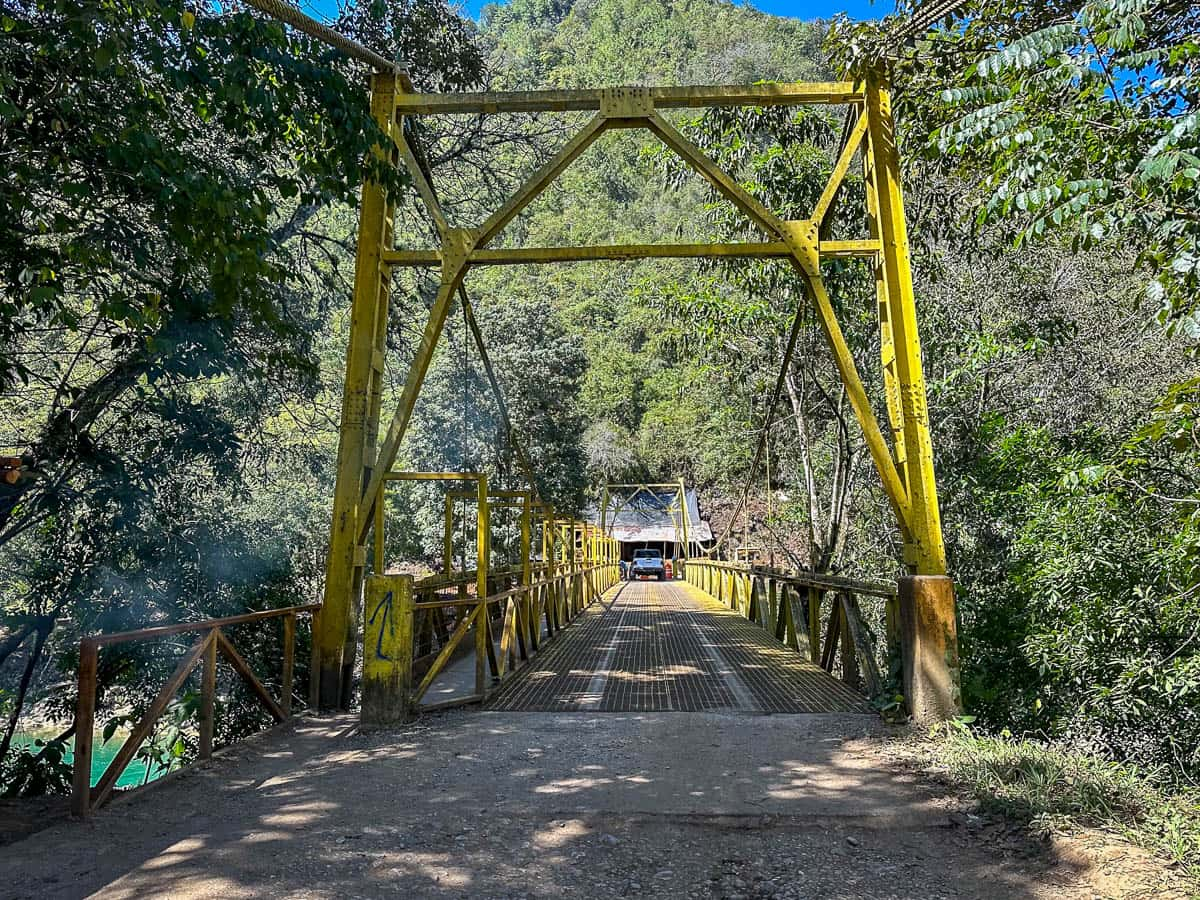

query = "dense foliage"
(829, 0), (1200, 778)
(0, 0), (482, 789)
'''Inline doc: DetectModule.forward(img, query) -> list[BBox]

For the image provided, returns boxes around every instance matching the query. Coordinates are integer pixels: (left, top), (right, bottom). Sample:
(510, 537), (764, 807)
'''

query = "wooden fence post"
(71, 639), (98, 817)
(281, 613), (296, 717)
(838, 592), (860, 688)
(807, 587), (822, 662)
(199, 633), (217, 759)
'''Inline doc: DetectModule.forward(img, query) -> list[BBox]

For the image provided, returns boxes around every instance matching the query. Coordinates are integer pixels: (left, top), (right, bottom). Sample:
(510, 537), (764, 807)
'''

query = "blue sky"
(454, 0), (891, 18)
(306, 0), (889, 23)
(742, 0), (888, 18)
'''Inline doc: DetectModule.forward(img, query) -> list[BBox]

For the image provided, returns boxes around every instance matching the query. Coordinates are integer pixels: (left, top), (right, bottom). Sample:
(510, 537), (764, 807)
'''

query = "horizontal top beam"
(383, 471), (483, 481)
(381, 240), (879, 268)
(394, 82), (863, 115)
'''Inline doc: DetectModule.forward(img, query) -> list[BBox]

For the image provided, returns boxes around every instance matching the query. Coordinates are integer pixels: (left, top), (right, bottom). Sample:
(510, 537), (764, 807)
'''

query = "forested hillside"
(1, 0), (1197, 846)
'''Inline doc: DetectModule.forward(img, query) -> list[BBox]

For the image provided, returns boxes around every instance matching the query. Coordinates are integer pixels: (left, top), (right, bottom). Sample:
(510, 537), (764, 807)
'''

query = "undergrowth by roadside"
(890, 726), (1200, 886)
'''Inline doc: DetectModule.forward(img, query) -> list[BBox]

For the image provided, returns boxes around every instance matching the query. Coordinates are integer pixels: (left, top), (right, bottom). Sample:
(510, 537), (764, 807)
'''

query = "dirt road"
(0, 709), (1177, 899)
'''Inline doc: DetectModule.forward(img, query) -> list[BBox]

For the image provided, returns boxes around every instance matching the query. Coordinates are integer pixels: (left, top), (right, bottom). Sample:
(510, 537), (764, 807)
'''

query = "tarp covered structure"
(583, 487), (713, 546)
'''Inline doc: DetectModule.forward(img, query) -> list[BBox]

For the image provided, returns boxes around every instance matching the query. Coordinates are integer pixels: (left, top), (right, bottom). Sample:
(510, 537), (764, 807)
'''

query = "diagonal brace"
(476, 113), (609, 249)
(812, 108), (870, 227)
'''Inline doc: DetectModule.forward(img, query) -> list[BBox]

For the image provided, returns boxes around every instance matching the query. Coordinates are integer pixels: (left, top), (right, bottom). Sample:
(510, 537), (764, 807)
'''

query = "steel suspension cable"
(884, 0), (973, 51)
(707, 288), (807, 557)
(242, 0), (399, 71)
(402, 122), (546, 504)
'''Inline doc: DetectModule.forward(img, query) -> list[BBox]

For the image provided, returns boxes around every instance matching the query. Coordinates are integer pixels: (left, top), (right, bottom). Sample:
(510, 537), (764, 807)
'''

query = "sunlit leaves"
(830, 0), (1200, 335)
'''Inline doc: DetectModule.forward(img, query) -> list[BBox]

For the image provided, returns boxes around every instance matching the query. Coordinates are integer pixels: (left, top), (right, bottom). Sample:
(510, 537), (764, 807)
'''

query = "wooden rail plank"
(216, 630), (286, 722)
(91, 632), (213, 810)
(89, 604), (320, 647)
(698, 561), (896, 598)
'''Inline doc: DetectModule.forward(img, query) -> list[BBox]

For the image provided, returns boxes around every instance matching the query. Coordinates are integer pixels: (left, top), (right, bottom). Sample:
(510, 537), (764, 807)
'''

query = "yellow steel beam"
(387, 116), (546, 505)
(476, 114), (608, 249)
(355, 232), (472, 545)
(446, 488), (530, 498)
(864, 128), (909, 498)
(443, 494), (454, 576)
(475, 474), (489, 695)
(317, 71), (400, 709)
(796, 268), (912, 537)
(822, 240), (880, 258)
(459, 294), (542, 498)
(393, 82), (863, 115)
(382, 239), (879, 267)
(863, 80), (947, 575)
(678, 477), (691, 558)
(645, 111), (782, 237)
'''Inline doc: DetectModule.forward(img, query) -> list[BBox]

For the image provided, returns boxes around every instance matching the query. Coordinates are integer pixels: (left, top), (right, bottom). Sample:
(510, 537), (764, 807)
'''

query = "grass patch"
(898, 727), (1200, 881)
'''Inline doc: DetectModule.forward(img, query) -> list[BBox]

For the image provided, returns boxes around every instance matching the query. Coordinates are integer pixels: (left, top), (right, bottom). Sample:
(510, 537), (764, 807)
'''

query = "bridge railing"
(683, 560), (897, 701)
(362, 560), (619, 722)
(71, 603), (320, 817)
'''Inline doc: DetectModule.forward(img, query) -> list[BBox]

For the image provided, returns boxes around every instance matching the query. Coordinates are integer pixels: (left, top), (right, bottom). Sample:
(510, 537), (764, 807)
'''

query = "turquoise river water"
(13, 732), (166, 788)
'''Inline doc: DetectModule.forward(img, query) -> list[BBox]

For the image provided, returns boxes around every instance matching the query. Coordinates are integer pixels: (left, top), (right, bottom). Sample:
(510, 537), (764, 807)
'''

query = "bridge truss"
(317, 76), (953, 711)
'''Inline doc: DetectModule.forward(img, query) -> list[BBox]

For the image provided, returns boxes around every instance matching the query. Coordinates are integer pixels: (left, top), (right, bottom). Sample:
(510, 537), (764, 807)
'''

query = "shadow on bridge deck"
(485, 581), (870, 714)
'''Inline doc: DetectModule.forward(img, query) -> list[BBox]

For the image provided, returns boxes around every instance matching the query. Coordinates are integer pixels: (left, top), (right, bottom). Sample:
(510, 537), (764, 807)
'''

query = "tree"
(830, 0), (1200, 335)
(0, 0), (483, 793)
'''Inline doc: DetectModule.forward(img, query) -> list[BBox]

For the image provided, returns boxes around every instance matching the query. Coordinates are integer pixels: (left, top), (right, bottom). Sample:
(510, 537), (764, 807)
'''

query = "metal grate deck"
(484, 580), (870, 714)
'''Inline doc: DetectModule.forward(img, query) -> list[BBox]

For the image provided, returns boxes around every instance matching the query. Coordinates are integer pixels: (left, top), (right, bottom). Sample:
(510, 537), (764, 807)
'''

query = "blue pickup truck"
(630, 548), (666, 581)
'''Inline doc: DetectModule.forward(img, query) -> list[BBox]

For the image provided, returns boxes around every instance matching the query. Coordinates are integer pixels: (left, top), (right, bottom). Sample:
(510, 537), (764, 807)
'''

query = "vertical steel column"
(520, 495), (534, 652)
(543, 507), (555, 634)
(443, 494), (454, 576)
(318, 72), (400, 709)
(475, 475), (490, 695)
(678, 478), (691, 565)
(863, 78), (947, 577)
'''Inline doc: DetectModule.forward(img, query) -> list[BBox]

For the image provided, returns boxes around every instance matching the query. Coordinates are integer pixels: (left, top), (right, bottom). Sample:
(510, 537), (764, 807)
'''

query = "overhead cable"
(242, 0), (398, 72)
(707, 292), (806, 556)
(884, 0), (973, 50)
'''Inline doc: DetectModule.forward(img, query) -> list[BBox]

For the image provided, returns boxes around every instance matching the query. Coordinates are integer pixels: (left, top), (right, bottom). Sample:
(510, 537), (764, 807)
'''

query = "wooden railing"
(72, 603), (319, 817)
(363, 562), (620, 721)
(684, 560), (897, 699)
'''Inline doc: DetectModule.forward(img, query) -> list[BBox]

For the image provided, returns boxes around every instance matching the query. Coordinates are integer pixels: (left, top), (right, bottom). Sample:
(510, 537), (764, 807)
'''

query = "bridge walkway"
(485, 580), (868, 715)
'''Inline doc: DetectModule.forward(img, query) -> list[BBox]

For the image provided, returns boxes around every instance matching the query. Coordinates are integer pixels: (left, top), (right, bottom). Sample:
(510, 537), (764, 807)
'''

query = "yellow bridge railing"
(362, 561), (619, 722)
(360, 475), (621, 723)
(684, 559), (897, 701)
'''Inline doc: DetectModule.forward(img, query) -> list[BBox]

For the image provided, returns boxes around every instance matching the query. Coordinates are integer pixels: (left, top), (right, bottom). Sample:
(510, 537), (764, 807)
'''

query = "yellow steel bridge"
(68, 5), (963, 817)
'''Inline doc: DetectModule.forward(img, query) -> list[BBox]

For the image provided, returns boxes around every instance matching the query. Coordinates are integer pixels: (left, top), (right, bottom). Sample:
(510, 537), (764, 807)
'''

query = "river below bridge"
(12, 731), (165, 792)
